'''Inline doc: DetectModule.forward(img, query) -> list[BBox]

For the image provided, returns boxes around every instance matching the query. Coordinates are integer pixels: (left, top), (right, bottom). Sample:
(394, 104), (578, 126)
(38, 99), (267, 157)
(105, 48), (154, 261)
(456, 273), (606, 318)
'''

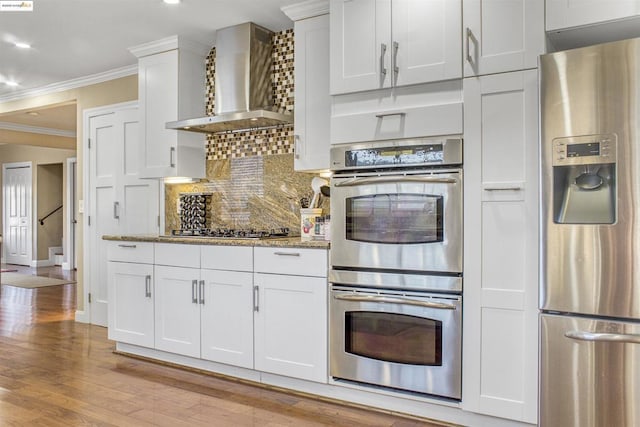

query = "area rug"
(0, 272), (76, 288)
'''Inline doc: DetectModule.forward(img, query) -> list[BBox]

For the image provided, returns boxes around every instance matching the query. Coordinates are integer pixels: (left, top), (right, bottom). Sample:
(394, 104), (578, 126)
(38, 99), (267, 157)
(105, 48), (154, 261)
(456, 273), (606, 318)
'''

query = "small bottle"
(314, 216), (323, 238)
(323, 215), (331, 241)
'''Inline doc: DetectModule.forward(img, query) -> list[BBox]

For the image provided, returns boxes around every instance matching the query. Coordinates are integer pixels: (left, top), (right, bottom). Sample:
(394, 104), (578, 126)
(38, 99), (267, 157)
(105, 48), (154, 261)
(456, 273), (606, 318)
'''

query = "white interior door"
(85, 102), (160, 327)
(3, 163), (33, 266)
(89, 113), (119, 327)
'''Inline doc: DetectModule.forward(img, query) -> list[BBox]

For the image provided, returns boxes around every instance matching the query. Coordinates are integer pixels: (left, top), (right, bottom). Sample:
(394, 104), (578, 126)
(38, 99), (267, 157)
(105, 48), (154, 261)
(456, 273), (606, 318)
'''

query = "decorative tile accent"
(205, 29), (295, 160)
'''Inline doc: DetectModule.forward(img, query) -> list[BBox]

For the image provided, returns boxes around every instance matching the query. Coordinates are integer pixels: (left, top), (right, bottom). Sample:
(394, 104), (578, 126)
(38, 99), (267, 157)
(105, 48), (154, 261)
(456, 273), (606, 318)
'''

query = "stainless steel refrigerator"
(540, 38), (640, 427)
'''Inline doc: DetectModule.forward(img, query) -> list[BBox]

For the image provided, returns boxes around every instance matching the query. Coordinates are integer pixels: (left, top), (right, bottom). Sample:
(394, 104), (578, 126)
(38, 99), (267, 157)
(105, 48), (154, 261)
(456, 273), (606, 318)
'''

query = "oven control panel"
(331, 137), (462, 171)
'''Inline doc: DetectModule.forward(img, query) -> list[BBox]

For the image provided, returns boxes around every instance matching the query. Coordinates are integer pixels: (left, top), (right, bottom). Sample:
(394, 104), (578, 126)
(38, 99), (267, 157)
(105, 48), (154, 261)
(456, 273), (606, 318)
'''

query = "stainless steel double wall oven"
(329, 137), (463, 400)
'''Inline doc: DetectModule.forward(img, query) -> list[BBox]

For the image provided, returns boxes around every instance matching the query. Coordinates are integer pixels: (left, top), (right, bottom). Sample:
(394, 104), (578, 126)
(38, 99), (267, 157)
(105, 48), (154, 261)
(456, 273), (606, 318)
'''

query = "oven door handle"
(333, 176), (457, 187)
(334, 294), (457, 310)
(565, 330), (640, 344)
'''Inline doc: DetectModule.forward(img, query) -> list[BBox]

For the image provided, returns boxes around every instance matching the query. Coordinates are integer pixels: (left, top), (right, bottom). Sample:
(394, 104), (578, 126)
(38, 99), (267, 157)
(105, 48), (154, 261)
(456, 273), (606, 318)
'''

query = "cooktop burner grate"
(169, 228), (291, 239)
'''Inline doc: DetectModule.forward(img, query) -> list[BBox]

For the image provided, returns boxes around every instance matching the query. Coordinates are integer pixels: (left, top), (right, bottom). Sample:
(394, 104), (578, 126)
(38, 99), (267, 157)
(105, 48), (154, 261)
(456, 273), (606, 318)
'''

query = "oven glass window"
(345, 311), (442, 365)
(346, 194), (443, 244)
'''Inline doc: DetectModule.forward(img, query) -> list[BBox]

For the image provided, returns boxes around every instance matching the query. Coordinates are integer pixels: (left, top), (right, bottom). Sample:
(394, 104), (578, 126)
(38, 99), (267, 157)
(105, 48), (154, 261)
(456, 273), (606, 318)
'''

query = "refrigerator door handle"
(565, 330), (640, 344)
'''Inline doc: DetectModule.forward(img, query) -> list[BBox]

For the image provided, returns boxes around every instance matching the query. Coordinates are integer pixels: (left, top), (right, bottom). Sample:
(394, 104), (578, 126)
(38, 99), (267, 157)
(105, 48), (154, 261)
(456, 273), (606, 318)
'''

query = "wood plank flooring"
(0, 265), (448, 426)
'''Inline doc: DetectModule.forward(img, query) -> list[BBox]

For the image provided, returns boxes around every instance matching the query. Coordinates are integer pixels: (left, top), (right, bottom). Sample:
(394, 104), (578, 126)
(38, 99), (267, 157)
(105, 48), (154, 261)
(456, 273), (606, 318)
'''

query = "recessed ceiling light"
(14, 42), (31, 49)
(163, 0), (180, 4)
(5, 81), (18, 87)
(27, 111), (40, 116)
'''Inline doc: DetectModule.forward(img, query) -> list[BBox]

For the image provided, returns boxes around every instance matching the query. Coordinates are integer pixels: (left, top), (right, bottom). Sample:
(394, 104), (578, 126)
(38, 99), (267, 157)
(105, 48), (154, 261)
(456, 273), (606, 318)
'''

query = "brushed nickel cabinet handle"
(199, 280), (205, 305)
(466, 27), (474, 64)
(294, 134), (301, 160)
(145, 275), (151, 298)
(113, 201), (120, 219)
(117, 244), (137, 248)
(191, 280), (198, 304)
(375, 112), (406, 119)
(484, 187), (523, 191)
(253, 285), (259, 312)
(170, 146), (176, 168)
(392, 41), (399, 77)
(380, 43), (388, 78)
(274, 251), (300, 257)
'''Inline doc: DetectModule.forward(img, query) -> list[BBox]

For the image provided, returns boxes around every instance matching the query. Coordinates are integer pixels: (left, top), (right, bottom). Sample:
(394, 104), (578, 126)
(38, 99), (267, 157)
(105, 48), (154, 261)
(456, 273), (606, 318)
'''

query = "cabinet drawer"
(332, 102), (462, 144)
(201, 245), (253, 272)
(107, 241), (154, 264)
(254, 247), (327, 277)
(331, 81), (463, 145)
(154, 243), (200, 268)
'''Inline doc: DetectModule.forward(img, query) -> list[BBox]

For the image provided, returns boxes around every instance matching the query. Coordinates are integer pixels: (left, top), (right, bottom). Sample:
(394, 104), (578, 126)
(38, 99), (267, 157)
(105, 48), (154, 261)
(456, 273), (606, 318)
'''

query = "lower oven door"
(330, 286), (462, 399)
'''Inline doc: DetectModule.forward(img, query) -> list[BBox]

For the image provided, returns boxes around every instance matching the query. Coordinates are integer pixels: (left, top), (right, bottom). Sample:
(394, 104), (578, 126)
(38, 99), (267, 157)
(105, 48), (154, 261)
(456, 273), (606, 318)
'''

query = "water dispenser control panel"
(552, 134), (617, 166)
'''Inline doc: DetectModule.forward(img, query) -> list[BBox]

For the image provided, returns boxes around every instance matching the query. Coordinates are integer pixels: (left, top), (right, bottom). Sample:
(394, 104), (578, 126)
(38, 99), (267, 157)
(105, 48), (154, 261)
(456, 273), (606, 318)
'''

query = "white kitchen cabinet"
(200, 245), (254, 369)
(254, 247), (328, 383)
(292, 13), (331, 172)
(546, 0), (640, 31)
(154, 243), (255, 366)
(462, 70), (539, 424)
(330, 0), (461, 95)
(106, 242), (155, 347)
(130, 36), (208, 179)
(463, 0), (544, 77)
(200, 268), (254, 368)
(154, 264), (201, 358)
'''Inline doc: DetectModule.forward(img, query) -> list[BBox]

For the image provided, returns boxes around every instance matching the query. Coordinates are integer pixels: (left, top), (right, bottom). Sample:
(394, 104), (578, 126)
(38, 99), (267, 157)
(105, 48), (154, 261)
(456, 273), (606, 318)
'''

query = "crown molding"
(129, 35), (210, 58)
(0, 121), (76, 138)
(281, 0), (329, 21)
(0, 65), (138, 104)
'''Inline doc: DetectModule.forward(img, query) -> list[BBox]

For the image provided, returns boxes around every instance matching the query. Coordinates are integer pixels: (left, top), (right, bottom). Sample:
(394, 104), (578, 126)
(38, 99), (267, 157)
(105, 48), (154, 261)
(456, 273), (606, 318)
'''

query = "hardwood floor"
(0, 265), (448, 426)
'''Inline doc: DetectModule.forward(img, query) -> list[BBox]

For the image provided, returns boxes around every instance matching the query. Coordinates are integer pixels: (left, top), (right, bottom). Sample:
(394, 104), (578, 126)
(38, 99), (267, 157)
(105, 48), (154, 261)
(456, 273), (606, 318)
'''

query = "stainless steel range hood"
(166, 22), (292, 134)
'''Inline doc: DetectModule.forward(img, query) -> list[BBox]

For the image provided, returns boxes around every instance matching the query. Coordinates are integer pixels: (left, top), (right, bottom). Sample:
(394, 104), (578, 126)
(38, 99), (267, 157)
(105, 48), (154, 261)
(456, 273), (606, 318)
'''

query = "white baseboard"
(61, 262), (72, 271)
(31, 259), (54, 267)
(74, 310), (89, 323)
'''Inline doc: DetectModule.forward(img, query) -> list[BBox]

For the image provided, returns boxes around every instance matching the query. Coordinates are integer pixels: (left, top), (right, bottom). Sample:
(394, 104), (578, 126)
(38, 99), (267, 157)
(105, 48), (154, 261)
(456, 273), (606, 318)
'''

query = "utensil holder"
(300, 208), (322, 241)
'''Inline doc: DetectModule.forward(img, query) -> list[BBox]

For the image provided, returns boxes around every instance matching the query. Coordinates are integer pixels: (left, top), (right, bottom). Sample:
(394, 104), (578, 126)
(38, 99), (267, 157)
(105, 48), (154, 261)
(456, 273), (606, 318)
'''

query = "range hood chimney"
(166, 22), (292, 134)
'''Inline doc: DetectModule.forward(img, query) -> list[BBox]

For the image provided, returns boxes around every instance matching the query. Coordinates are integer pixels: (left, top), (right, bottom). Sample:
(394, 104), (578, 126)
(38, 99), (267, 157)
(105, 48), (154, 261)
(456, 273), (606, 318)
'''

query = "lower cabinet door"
(253, 272), (328, 383)
(107, 261), (154, 347)
(154, 265), (201, 358)
(200, 269), (254, 368)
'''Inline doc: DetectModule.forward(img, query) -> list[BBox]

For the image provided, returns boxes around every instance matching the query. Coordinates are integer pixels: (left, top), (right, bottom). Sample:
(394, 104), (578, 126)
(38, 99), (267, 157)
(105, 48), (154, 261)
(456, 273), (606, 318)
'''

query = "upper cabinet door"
(294, 14), (331, 172)
(131, 37), (207, 179)
(393, 0), (461, 86)
(546, 0), (640, 30)
(330, 0), (392, 94)
(463, 0), (545, 77)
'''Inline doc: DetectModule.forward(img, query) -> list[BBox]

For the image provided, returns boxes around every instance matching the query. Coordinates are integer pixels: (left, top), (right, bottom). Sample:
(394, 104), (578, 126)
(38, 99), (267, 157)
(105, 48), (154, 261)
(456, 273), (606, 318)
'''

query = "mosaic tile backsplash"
(165, 29), (328, 233)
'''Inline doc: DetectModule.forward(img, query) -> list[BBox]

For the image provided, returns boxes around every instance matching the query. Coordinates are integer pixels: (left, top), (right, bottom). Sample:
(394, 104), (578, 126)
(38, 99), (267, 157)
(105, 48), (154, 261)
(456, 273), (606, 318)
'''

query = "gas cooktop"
(169, 228), (292, 239)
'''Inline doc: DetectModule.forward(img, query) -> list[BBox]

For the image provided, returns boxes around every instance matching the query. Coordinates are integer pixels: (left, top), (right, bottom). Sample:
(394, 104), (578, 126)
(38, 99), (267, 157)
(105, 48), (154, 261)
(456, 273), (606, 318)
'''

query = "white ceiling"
(0, 0), (299, 141)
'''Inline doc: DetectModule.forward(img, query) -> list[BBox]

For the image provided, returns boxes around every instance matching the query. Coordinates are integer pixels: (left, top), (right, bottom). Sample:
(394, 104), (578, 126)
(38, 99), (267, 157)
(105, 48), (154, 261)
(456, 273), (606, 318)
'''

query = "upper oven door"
(331, 169), (462, 273)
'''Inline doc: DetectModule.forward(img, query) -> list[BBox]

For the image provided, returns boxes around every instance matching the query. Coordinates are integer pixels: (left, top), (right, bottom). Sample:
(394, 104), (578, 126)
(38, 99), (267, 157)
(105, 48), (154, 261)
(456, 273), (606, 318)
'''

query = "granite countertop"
(102, 234), (330, 249)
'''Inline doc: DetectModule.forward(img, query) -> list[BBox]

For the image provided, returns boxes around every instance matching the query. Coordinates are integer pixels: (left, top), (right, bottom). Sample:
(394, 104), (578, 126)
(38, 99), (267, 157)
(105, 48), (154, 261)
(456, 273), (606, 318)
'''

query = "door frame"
(63, 157), (77, 271)
(2, 161), (33, 266)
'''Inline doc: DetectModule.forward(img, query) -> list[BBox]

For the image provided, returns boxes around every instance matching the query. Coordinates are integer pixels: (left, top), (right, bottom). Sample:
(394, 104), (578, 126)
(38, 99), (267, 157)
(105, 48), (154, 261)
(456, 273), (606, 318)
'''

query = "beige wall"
(0, 74), (138, 310)
(36, 163), (64, 260)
